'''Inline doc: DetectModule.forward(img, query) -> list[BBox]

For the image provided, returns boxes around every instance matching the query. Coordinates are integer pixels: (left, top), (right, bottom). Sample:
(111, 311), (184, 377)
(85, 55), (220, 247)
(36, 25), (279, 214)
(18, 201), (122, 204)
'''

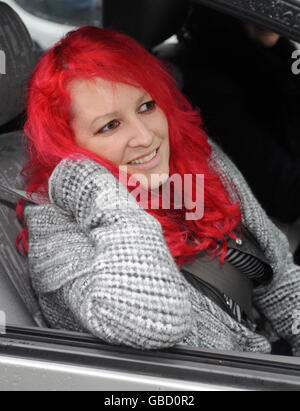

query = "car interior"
(2, 0), (300, 386)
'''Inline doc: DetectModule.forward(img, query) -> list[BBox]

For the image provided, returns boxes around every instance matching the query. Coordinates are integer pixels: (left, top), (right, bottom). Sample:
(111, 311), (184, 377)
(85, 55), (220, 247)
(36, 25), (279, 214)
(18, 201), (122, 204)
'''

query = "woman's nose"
(127, 117), (154, 147)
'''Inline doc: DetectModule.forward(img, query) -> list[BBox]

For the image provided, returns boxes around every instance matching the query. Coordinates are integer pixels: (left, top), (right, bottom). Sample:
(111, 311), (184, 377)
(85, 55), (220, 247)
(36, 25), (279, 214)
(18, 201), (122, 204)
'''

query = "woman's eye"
(139, 101), (156, 113)
(97, 120), (120, 134)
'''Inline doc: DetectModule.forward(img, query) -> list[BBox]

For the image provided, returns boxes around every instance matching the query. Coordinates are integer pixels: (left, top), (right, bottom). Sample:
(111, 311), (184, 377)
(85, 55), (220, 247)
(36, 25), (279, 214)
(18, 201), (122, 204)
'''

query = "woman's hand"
(48, 154), (161, 232)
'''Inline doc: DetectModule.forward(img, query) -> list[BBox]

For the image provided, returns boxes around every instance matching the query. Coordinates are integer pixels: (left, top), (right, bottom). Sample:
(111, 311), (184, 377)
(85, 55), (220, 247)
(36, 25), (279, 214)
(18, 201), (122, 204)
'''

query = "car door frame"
(0, 325), (300, 390)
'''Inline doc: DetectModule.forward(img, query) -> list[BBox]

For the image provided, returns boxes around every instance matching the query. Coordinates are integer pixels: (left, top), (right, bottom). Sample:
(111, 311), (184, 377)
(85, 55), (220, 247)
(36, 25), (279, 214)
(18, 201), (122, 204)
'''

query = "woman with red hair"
(18, 26), (300, 354)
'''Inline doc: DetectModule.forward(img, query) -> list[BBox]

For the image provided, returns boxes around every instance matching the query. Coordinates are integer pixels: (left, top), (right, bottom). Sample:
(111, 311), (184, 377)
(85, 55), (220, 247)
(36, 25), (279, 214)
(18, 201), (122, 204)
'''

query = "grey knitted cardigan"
(24, 141), (300, 355)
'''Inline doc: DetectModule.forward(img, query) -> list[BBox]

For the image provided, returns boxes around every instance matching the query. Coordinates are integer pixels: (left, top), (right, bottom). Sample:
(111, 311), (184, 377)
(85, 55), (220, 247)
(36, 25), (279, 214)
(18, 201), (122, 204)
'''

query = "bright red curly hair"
(17, 26), (241, 266)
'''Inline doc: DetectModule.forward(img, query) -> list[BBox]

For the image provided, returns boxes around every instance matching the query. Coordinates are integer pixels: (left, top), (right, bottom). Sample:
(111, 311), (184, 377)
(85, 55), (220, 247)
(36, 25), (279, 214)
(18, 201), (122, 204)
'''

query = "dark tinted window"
(15, 0), (102, 26)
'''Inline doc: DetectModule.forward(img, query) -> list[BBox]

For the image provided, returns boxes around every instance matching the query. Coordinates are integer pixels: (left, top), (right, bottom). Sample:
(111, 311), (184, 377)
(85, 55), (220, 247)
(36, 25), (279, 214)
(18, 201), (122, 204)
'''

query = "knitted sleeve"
(25, 155), (192, 350)
(253, 245), (300, 356)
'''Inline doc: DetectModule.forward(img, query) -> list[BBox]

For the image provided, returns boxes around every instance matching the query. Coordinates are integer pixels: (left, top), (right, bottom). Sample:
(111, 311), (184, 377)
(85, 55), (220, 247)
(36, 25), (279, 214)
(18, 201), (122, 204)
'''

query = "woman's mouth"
(128, 147), (161, 170)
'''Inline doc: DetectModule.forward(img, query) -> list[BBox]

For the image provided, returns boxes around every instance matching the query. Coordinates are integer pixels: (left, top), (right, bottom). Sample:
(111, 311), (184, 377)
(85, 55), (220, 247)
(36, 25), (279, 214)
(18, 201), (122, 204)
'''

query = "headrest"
(0, 2), (36, 127)
(103, 0), (190, 49)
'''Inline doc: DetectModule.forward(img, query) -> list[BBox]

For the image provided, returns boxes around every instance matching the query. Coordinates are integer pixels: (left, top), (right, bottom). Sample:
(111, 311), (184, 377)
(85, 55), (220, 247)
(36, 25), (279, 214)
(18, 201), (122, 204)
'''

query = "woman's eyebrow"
(90, 93), (149, 127)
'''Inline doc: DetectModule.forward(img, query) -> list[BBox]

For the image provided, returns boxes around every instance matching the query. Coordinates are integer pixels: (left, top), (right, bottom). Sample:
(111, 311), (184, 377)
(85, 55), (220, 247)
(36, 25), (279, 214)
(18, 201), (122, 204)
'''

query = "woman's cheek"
(100, 141), (126, 167)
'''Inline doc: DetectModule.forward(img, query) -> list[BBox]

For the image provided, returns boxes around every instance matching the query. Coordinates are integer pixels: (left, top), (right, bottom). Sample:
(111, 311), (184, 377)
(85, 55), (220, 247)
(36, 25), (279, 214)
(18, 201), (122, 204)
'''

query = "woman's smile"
(127, 146), (160, 168)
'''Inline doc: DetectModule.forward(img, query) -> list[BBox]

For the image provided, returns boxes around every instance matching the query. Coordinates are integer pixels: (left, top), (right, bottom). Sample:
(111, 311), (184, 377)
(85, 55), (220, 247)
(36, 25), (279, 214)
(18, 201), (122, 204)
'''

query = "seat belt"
(0, 181), (72, 217)
(181, 257), (254, 322)
(0, 181), (39, 204)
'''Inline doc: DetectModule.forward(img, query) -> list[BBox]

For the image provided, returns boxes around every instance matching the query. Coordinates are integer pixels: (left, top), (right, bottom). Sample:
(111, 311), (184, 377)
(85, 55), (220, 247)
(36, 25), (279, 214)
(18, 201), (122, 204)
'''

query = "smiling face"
(69, 77), (170, 189)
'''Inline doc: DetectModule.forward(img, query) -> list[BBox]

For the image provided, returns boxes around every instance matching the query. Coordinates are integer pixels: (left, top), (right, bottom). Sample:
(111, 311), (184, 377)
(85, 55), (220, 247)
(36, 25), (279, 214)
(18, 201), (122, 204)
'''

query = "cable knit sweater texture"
(24, 141), (300, 355)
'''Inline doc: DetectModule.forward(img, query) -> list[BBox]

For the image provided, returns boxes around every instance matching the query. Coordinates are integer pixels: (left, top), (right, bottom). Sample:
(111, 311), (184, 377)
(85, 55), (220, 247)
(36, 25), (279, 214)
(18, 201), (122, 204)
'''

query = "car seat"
(103, 0), (189, 50)
(102, 0), (189, 90)
(0, 2), (46, 328)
